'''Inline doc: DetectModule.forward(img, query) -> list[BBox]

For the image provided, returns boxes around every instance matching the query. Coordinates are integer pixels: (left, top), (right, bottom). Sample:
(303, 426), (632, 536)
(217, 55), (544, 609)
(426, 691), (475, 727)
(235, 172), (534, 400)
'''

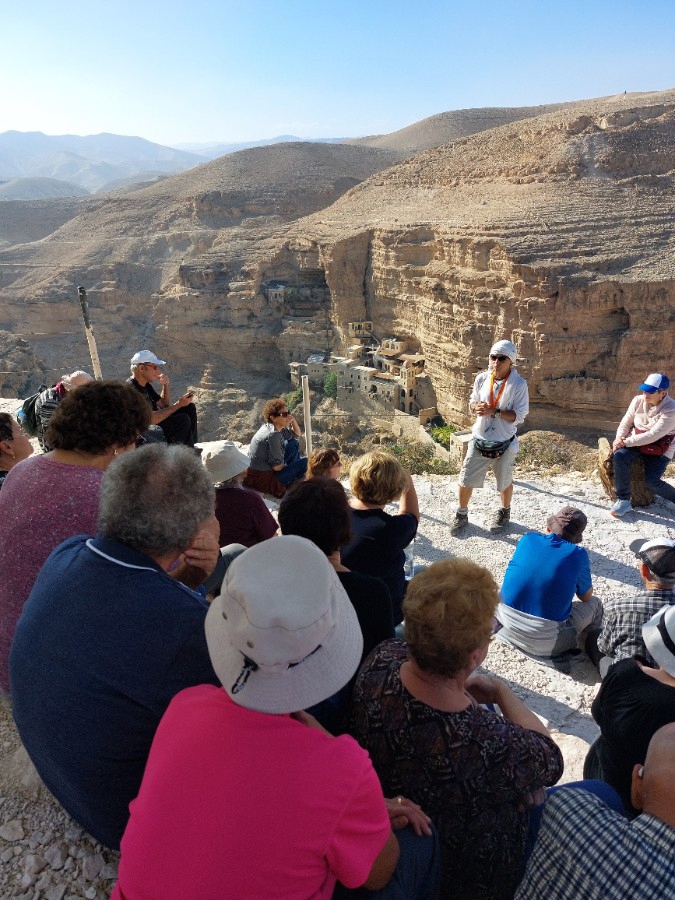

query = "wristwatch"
(494, 409), (501, 418)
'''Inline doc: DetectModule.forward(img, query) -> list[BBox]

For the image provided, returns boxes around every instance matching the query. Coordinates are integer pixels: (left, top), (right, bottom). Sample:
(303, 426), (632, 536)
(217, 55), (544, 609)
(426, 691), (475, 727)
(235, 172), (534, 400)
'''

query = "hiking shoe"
(450, 510), (469, 535)
(610, 498), (632, 518)
(490, 507), (511, 534)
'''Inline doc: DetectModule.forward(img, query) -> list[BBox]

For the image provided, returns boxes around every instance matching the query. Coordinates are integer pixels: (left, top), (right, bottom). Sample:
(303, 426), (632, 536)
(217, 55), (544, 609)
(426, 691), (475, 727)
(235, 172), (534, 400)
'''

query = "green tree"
(323, 371), (338, 399)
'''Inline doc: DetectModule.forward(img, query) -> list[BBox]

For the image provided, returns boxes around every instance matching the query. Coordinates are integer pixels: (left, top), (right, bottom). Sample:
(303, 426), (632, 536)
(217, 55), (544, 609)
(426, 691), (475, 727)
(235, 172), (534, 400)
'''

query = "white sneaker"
(610, 499), (632, 518)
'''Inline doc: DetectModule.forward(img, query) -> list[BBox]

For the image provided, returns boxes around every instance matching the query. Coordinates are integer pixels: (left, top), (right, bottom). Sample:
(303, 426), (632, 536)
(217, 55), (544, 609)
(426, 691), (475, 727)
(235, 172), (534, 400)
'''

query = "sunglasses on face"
(278, 410), (290, 416)
(490, 355), (509, 362)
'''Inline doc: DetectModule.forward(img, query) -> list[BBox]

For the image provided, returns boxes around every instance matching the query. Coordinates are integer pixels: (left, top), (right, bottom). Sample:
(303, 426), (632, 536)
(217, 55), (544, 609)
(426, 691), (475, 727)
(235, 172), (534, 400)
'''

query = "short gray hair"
(98, 444), (215, 556)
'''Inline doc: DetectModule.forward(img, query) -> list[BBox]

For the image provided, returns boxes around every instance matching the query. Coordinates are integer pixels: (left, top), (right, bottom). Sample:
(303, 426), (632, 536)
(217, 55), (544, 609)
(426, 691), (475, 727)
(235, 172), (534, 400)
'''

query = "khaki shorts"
(458, 440), (518, 492)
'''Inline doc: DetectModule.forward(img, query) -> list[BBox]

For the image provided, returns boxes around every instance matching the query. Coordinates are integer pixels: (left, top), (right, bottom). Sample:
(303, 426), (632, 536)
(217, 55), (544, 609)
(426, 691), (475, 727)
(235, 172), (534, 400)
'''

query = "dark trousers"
(334, 824), (440, 900)
(275, 437), (308, 487)
(158, 402), (198, 447)
(613, 447), (675, 502)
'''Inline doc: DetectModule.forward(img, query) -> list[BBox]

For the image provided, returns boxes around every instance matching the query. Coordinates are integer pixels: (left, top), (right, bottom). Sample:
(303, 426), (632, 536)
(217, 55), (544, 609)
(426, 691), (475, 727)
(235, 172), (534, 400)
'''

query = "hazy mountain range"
(0, 131), (352, 198)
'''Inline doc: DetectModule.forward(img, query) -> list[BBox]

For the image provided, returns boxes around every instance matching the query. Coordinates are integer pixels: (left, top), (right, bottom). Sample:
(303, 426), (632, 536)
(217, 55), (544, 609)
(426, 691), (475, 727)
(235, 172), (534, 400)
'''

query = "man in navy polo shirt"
(10, 445), (220, 850)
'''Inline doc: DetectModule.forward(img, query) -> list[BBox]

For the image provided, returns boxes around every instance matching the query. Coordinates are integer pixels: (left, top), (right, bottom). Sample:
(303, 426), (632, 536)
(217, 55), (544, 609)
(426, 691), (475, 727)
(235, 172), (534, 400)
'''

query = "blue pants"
(334, 824), (440, 900)
(275, 437), (308, 487)
(613, 447), (675, 503)
(523, 780), (624, 868)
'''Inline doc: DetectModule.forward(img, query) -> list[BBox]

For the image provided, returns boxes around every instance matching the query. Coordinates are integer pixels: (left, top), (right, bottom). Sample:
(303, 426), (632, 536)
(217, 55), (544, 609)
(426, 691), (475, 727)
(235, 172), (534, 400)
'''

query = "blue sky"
(3, 0), (675, 146)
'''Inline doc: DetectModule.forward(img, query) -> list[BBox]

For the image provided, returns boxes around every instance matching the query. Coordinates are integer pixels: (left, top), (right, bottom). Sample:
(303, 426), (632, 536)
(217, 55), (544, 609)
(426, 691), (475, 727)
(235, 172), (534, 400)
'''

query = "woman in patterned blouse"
(349, 558), (564, 900)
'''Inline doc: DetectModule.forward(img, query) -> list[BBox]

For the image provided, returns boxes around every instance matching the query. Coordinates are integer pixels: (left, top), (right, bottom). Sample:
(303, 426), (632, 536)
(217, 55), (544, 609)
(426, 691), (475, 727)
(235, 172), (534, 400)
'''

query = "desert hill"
(0, 177), (90, 201)
(0, 92), (673, 437)
(347, 101), (572, 152)
(0, 141), (406, 391)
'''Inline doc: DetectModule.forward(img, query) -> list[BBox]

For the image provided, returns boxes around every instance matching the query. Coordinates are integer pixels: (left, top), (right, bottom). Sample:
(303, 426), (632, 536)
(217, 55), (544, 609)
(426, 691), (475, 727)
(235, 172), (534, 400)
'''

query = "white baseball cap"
(130, 350), (166, 366)
(638, 374), (670, 393)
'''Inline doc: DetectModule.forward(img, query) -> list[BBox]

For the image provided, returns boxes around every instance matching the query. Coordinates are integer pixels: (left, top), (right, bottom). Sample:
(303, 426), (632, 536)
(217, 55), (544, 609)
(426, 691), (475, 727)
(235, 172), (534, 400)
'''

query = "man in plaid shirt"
(515, 723), (675, 900)
(586, 537), (675, 676)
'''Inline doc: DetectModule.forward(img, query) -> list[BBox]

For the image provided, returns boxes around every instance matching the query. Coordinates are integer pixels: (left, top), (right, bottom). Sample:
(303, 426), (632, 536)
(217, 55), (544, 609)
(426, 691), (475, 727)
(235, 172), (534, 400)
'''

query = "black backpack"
(20, 385), (48, 437)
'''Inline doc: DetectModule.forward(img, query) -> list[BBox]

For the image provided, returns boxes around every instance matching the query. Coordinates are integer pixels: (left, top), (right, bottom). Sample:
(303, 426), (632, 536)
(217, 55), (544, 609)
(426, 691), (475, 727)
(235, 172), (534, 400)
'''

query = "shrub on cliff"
(323, 372), (338, 399)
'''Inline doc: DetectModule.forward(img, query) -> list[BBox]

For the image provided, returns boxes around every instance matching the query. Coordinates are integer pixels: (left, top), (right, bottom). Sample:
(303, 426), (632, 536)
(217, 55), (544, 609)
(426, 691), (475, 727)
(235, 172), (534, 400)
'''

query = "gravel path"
(2, 460), (674, 898)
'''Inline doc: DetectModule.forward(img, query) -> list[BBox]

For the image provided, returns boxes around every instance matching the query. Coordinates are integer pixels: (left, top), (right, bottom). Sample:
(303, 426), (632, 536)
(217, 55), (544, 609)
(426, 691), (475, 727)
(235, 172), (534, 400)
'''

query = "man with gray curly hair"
(10, 445), (221, 852)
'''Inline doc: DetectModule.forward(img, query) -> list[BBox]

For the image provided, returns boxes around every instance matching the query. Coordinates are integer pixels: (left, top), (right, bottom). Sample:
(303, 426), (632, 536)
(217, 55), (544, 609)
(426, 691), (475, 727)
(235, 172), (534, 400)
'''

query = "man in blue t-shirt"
(495, 506), (601, 658)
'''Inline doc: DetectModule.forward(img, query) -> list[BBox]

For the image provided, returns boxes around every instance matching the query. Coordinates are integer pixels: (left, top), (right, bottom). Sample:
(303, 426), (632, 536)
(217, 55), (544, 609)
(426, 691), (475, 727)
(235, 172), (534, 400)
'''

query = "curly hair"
(263, 397), (288, 422)
(0, 412), (12, 443)
(307, 447), (341, 479)
(403, 558), (498, 678)
(98, 444), (215, 556)
(278, 476), (352, 555)
(46, 381), (150, 455)
(349, 450), (408, 507)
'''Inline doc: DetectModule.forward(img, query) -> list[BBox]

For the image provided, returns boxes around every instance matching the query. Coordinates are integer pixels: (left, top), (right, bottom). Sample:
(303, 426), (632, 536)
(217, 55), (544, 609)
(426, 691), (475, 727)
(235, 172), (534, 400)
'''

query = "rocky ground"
(1, 425), (674, 897)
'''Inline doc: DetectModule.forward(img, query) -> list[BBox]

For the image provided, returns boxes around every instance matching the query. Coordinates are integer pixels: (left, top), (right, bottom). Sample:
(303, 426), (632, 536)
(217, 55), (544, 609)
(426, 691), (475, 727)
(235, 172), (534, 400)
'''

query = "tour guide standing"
(451, 339), (529, 535)
(128, 350), (198, 447)
(609, 373), (675, 518)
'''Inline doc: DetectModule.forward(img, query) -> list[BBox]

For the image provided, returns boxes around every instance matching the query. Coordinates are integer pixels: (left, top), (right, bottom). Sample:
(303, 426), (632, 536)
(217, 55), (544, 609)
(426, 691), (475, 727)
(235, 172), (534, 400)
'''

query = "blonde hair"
(349, 451), (408, 506)
(403, 558), (498, 677)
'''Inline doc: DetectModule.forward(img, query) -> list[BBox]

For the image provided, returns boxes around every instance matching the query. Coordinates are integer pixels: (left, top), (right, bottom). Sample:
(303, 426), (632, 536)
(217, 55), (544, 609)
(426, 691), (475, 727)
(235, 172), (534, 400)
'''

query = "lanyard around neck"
(489, 370), (510, 408)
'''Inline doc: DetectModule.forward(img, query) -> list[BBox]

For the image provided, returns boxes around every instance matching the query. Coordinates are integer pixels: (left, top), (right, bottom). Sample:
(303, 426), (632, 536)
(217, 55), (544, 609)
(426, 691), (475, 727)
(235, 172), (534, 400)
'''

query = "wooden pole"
(77, 287), (103, 379)
(301, 375), (312, 456)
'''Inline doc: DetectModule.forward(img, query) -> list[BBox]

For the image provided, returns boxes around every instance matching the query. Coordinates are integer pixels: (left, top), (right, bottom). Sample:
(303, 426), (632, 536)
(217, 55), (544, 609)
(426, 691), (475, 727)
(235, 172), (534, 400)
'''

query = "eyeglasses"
(278, 410), (290, 416)
(490, 355), (509, 362)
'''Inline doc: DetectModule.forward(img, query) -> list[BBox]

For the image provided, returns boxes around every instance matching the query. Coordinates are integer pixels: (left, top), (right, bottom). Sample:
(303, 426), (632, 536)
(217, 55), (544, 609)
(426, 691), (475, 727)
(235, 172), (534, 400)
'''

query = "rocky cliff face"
(0, 95), (673, 434)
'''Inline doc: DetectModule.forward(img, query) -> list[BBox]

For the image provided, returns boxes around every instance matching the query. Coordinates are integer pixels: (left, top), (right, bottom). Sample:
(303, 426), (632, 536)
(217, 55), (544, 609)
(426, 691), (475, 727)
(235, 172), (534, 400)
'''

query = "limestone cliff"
(0, 94), (674, 436)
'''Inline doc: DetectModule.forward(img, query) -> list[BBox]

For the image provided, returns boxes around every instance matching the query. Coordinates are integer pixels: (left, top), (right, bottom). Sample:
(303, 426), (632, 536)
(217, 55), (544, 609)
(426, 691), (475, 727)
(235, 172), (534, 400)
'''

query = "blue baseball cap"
(638, 373), (670, 393)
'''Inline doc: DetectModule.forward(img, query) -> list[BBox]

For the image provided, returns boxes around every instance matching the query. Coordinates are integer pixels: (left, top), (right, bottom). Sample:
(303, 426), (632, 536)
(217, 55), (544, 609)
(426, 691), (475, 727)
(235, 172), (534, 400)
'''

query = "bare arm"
(465, 674), (550, 738)
(398, 472), (420, 521)
(361, 831), (399, 891)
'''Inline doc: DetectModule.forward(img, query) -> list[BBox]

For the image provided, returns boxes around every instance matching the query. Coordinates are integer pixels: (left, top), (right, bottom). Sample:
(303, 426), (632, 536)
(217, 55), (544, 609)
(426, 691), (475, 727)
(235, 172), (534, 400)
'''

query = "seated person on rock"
(307, 446), (342, 479)
(348, 558), (563, 900)
(495, 506), (601, 659)
(128, 350), (198, 447)
(584, 604), (675, 816)
(112, 536), (439, 900)
(516, 724), (675, 900)
(586, 536), (675, 677)
(279, 476), (395, 731)
(35, 370), (93, 452)
(10, 445), (221, 850)
(279, 476), (394, 666)
(0, 411), (33, 490)
(243, 398), (307, 498)
(0, 380), (150, 696)
(198, 440), (277, 596)
(340, 451), (419, 626)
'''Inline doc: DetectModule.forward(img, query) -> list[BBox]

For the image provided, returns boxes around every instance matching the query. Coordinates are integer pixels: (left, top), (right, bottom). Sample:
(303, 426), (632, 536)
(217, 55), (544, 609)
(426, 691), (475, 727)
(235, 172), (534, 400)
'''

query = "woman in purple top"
(341, 451), (419, 625)
(0, 381), (149, 694)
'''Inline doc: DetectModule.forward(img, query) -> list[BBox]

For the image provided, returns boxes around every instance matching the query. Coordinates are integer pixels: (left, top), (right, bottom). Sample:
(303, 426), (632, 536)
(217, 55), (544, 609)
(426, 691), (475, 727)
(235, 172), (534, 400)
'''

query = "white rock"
(0, 818), (24, 841)
(82, 851), (104, 880)
(44, 842), (69, 870)
(45, 886), (67, 900)
(24, 854), (48, 876)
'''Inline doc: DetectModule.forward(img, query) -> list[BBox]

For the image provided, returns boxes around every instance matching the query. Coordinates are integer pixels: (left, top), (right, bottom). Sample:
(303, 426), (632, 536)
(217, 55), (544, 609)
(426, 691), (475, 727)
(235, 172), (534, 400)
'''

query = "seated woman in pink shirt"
(112, 537), (440, 900)
(0, 381), (149, 695)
